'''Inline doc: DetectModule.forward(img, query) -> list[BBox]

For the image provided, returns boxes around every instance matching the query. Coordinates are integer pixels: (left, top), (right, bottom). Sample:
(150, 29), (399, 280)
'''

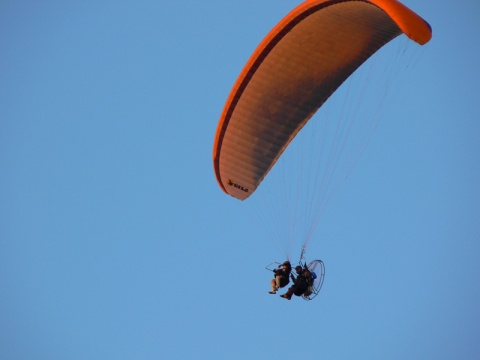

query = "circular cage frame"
(302, 259), (325, 301)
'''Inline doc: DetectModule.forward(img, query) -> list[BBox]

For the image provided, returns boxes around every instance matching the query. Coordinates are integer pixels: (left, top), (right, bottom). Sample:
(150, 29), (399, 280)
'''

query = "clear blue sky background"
(1, 1), (479, 359)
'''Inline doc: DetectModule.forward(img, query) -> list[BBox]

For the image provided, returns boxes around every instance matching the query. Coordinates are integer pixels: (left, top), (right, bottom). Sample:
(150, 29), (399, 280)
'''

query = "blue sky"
(1, 1), (479, 359)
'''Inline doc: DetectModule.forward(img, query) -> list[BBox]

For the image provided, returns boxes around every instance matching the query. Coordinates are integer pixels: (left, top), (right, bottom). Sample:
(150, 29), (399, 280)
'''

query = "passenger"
(269, 261), (291, 294)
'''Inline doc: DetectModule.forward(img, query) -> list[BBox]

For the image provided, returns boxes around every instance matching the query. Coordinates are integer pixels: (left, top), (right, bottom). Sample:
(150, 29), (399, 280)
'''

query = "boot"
(280, 288), (293, 300)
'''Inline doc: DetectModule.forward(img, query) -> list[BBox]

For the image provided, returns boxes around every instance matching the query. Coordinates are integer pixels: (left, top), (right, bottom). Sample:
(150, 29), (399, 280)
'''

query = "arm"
(290, 274), (296, 284)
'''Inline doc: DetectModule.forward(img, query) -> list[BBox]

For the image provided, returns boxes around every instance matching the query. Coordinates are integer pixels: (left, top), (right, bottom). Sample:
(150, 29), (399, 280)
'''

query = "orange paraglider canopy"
(213, 0), (431, 200)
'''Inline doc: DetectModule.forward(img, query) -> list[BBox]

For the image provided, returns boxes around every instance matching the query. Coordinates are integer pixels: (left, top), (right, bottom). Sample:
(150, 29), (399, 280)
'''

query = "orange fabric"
(366, 0), (432, 44)
(213, 0), (431, 200)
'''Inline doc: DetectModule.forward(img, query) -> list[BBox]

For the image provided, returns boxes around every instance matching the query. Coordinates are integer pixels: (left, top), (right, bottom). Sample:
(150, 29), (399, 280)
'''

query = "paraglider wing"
(213, 0), (431, 200)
